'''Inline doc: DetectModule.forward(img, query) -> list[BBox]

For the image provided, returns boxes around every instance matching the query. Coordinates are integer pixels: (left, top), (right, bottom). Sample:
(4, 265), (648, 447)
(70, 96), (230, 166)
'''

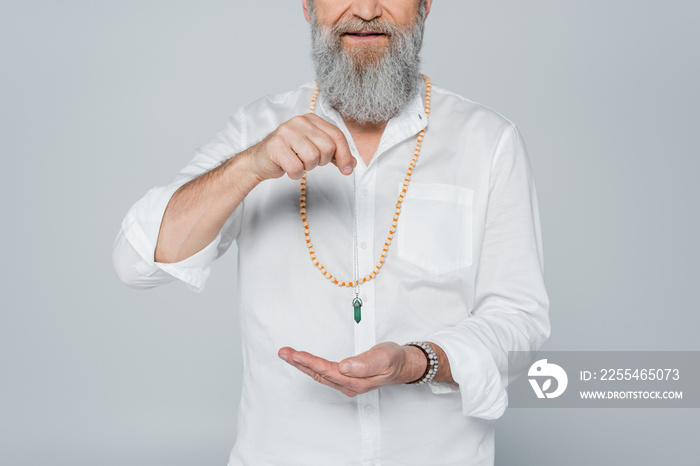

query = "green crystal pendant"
(352, 297), (362, 324)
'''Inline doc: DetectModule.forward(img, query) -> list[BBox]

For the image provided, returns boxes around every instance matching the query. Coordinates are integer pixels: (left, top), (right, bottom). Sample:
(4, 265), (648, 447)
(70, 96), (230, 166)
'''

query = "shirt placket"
(353, 160), (382, 466)
(317, 91), (425, 465)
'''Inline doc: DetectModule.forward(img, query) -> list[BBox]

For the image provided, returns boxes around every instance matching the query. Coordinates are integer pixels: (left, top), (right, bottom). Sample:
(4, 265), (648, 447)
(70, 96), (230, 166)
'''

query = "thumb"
(330, 134), (357, 175)
(339, 356), (375, 378)
(330, 154), (357, 175)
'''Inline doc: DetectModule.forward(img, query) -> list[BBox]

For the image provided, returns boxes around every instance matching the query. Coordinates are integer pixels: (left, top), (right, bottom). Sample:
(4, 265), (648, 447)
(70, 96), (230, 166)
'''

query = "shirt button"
(363, 405), (374, 415)
(360, 241), (367, 249)
(361, 188), (369, 197)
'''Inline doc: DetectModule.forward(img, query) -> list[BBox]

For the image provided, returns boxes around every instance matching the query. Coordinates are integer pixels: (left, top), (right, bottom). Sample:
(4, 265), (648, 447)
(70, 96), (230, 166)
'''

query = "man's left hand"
(278, 342), (426, 397)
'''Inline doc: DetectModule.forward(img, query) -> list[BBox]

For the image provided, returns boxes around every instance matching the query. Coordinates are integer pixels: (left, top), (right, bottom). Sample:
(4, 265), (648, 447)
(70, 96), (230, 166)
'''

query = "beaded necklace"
(300, 75), (432, 323)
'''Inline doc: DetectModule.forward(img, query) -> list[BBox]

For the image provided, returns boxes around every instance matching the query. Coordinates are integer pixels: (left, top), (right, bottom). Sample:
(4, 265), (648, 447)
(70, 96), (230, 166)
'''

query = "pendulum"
(353, 296), (362, 324)
(352, 169), (362, 324)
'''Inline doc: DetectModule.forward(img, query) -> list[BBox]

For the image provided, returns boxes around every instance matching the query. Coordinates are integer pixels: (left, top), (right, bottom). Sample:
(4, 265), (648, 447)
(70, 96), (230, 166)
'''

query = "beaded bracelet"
(404, 342), (439, 385)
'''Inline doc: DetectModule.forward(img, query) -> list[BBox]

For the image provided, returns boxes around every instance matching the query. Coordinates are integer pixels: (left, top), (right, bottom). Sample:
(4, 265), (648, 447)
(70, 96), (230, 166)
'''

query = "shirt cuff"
(121, 184), (220, 293)
(424, 329), (508, 420)
(427, 380), (460, 395)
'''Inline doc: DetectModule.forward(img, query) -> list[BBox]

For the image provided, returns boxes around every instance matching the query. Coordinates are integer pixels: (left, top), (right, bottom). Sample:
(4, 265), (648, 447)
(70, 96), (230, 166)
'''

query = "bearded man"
(113, 1), (550, 464)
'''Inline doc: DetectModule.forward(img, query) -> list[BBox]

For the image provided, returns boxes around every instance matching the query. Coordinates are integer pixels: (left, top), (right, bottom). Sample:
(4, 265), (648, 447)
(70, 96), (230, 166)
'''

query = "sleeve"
(112, 107), (249, 292)
(424, 125), (551, 419)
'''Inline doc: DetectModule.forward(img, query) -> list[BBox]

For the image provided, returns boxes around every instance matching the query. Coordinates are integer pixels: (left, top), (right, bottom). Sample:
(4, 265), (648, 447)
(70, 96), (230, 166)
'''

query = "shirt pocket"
(397, 183), (473, 275)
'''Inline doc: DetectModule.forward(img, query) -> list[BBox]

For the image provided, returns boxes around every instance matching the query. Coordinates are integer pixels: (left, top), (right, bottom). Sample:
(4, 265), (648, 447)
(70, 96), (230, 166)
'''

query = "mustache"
(330, 18), (399, 36)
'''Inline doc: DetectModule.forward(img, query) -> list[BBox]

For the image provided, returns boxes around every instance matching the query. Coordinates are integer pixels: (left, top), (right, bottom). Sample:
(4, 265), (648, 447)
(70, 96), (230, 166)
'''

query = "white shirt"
(113, 80), (550, 466)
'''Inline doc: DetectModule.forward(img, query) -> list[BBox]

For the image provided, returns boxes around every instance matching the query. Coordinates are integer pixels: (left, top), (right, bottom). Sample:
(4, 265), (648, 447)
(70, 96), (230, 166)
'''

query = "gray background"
(1, 0), (698, 464)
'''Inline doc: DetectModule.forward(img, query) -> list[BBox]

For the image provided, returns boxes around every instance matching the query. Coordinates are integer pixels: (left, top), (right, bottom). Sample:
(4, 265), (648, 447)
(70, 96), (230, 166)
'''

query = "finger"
(307, 115), (356, 175)
(289, 136), (322, 172)
(278, 346), (297, 361)
(292, 362), (358, 397)
(272, 127), (321, 173)
(289, 116), (338, 168)
(291, 351), (381, 393)
(270, 120), (320, 175)
(290, 350), (335, 374)
(304, 130), (337, 168)
(275, 148), (306, 180)
(279, 351), (358, 397)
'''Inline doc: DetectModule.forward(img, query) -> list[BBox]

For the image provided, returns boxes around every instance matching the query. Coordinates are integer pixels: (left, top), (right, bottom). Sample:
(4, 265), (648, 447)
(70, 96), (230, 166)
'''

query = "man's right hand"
(246, 114), (356, 181)
(154, 115), (354, 263)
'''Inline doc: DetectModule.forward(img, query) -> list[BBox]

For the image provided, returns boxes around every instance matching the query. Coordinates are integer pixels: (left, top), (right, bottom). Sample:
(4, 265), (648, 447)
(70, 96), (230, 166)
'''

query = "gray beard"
(309, 11), (425, 125)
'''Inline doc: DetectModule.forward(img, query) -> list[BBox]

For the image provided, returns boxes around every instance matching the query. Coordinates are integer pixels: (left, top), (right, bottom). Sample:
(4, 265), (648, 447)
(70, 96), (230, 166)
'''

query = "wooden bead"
(299, 76), (431, 288)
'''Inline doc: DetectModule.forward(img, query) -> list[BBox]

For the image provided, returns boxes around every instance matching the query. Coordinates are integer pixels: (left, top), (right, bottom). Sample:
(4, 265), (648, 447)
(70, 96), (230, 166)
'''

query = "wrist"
(401, 344), (429, 384)
(224, 149), (265, 189)
(403, 342), (439, 385)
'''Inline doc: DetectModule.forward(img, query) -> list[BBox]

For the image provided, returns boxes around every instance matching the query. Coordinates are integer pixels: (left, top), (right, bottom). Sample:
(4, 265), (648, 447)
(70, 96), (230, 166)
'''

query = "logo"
(528, 359), (568, 399)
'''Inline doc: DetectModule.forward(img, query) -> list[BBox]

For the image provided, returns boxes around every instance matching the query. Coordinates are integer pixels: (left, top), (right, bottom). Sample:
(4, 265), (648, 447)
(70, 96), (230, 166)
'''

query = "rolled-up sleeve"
(425, 125), (551, 419)
(112, 108), (248, 292)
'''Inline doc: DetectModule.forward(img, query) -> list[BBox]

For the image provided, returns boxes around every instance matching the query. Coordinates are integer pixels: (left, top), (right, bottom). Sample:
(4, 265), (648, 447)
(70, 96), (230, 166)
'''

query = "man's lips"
(344, 32), (385, 37)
